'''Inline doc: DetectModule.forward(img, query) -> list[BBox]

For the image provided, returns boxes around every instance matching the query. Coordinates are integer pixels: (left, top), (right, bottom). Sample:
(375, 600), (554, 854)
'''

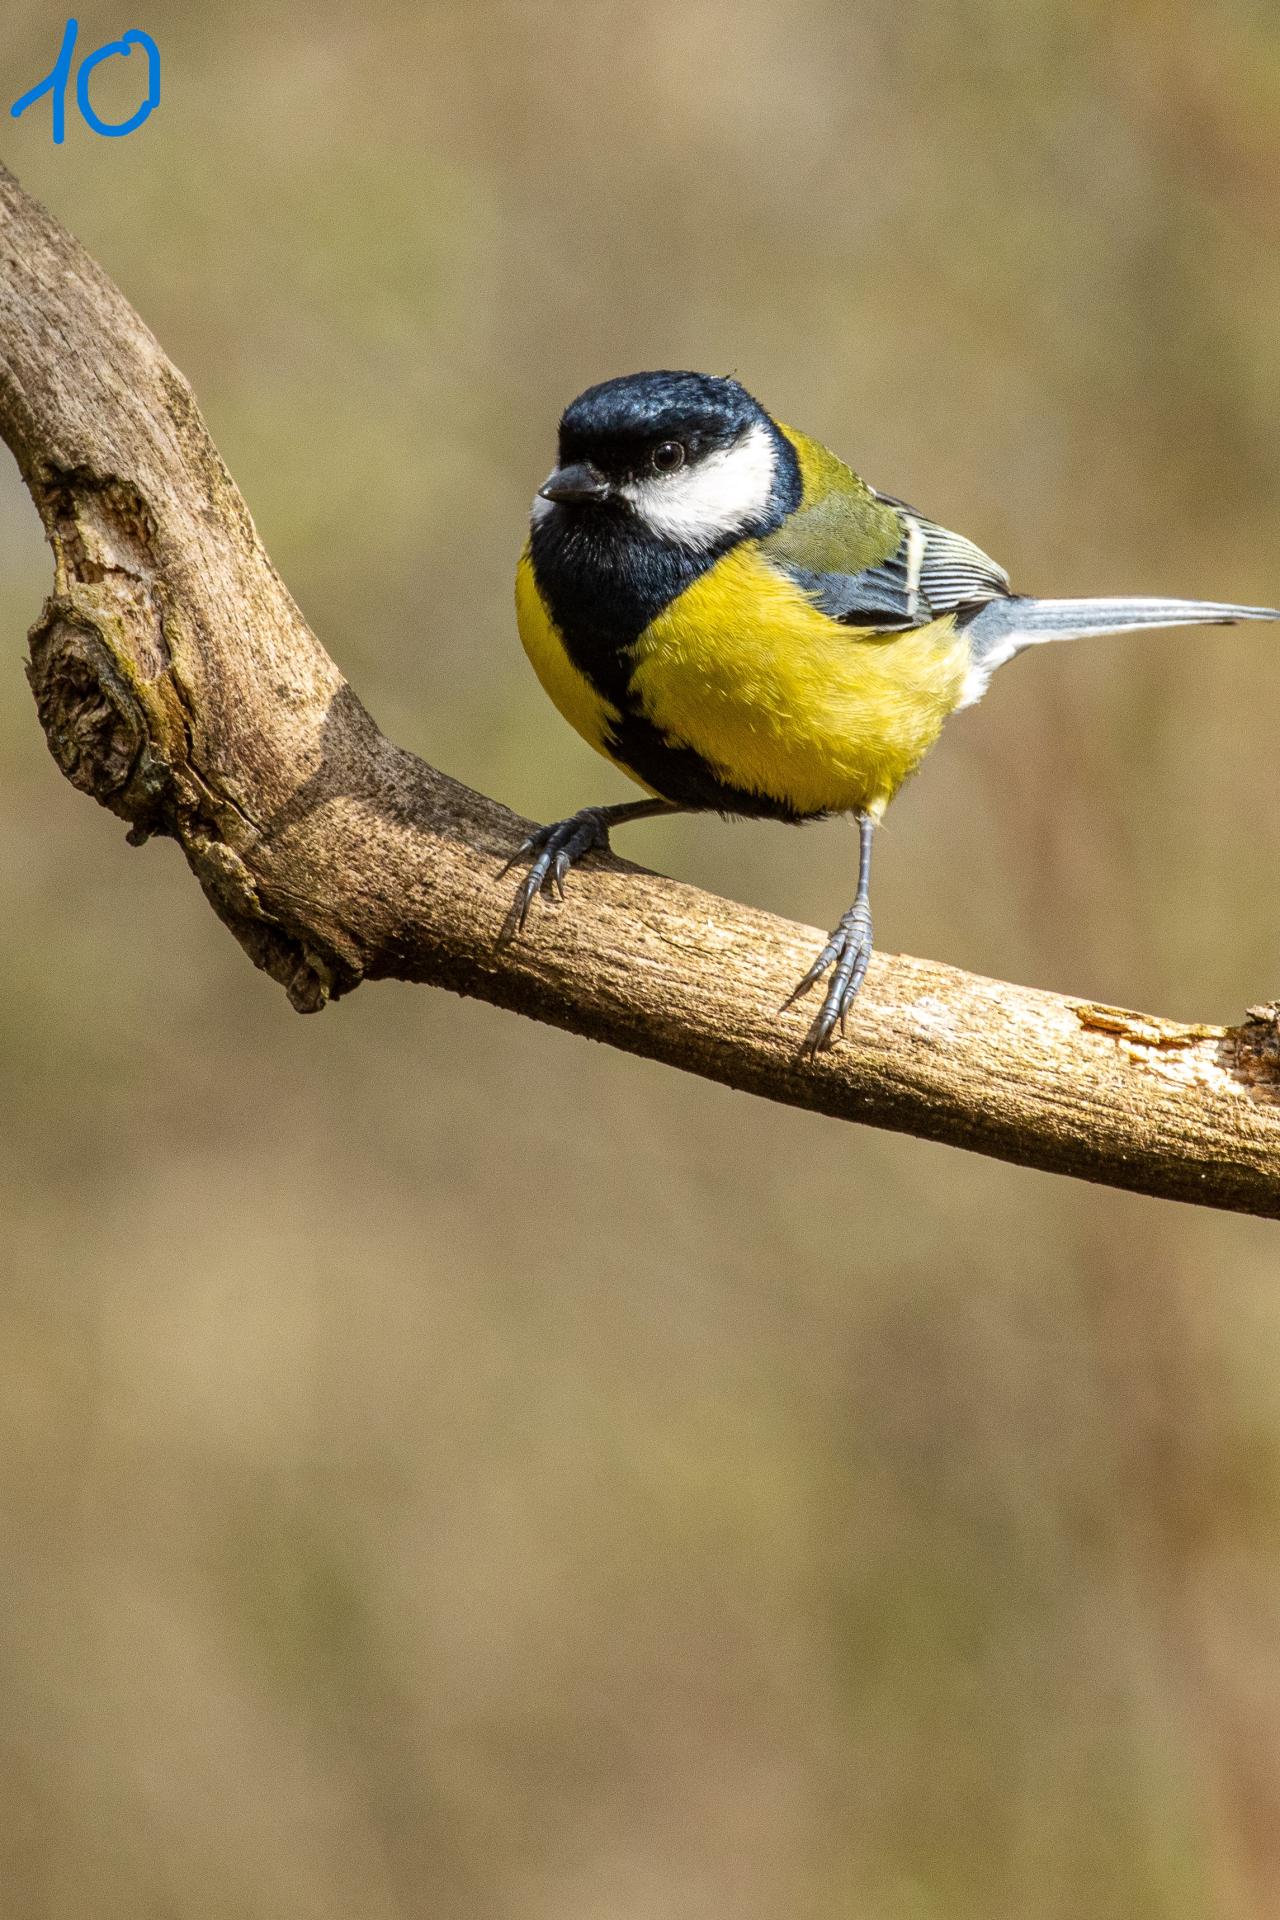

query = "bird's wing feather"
(873, 491), (1011, 615)
(762, 470), (1011, 631)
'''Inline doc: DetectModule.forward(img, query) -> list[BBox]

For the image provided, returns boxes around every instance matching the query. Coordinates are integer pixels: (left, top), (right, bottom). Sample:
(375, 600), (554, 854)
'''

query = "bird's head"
(535, 371), (798, 549)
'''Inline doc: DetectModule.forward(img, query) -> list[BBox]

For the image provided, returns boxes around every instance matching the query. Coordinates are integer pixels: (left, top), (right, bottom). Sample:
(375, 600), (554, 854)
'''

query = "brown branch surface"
(2, 164), (1278, 1217)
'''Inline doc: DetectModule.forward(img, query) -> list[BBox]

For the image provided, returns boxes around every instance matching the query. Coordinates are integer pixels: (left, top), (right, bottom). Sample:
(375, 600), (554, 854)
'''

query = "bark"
(2, 163), (1278, 1217)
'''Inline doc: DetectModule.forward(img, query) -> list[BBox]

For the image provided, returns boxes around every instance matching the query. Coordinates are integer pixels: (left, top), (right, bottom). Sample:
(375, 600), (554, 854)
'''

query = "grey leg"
(784, 810), (876, 1053)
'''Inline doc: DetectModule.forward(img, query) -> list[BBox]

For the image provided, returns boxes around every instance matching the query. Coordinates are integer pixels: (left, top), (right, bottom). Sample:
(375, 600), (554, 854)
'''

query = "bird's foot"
(783, 902), (873, 1055)
(500, 806), (614, 937)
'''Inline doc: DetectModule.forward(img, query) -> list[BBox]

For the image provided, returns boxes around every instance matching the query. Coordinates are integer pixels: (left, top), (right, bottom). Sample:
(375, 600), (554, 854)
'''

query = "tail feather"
(959, 594), (1280, 707)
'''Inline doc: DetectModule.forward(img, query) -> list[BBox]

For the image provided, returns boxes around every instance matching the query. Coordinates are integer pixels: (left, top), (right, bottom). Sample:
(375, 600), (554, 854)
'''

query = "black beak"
(538, 462), (610, 505)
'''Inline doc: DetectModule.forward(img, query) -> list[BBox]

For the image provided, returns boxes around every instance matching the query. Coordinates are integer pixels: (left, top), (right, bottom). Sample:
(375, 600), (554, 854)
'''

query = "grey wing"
(790, 492), (1012, 631)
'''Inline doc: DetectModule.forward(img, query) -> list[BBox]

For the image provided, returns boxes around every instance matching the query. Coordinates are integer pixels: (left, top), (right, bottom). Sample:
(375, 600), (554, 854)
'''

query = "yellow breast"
(628, 543), (969, 817)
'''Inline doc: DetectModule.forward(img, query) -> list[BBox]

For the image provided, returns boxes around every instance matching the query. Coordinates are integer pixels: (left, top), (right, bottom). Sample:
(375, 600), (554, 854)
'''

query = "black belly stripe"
(529, 504), (725, 704)
(604, 709), (819, 821)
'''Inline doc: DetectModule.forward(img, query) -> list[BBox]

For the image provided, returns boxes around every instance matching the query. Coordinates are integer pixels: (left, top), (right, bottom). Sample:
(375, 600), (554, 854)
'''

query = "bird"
(509, 370), (1279, 1051)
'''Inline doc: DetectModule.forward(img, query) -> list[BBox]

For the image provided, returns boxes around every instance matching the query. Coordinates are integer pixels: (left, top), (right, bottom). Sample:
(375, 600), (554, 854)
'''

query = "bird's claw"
(499, 808), (612, 941)
(785, 905), (873, 1055)
(498, 833), (540, 881)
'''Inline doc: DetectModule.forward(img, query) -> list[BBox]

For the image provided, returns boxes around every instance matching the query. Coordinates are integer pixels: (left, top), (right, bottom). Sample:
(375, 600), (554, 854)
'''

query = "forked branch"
(2, 164), (1278, 1216)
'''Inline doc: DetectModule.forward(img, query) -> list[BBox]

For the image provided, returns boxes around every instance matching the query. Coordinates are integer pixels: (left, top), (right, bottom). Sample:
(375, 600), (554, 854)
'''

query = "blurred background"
(3, 2), (1280, 1914)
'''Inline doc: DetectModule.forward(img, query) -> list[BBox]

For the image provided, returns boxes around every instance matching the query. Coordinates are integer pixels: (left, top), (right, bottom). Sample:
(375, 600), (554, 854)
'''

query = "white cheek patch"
(619, 421), (777, 548)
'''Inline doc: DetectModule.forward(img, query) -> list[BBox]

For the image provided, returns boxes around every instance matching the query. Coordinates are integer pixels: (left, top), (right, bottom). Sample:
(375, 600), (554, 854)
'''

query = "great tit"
(511, 370), (1278, 1050)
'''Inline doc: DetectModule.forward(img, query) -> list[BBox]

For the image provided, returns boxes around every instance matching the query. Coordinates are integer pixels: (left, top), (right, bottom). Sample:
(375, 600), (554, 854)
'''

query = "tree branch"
(2, 164), (1278, 1218)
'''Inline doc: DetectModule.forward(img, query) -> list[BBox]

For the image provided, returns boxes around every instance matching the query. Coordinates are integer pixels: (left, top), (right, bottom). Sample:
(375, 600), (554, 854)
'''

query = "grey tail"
(959, 594), (1280, 706)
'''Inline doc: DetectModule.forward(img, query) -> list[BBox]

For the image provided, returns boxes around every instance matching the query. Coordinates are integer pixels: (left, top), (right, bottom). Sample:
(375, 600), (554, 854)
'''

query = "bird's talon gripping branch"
(790, 905), (874, 1056)
(503, 807), (611, 934)
(500, 797), (681, 943)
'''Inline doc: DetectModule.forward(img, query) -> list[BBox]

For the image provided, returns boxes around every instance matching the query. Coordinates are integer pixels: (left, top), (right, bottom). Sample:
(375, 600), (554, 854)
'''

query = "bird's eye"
(651, 440), (686, 475)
